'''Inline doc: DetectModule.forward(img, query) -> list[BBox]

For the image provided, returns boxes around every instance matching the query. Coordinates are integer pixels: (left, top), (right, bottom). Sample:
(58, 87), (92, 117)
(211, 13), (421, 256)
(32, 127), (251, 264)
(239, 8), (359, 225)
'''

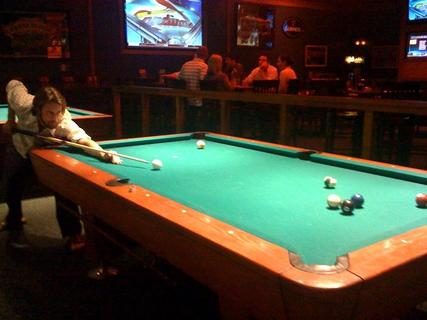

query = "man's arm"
(199, 64), (208, 80)
(6, 80), (34, 116)
(242, 68), (256, 86)
(56, 118), (121, 164)
(77, 137), (121, 164)
(161, 71), (179, 80)
(270, 66), (279, 80)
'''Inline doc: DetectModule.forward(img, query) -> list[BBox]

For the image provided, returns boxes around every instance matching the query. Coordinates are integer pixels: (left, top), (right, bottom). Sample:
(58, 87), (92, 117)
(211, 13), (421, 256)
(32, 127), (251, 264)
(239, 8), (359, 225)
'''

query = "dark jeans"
(2, 143), (33, 229)
(2, 143), (81, 236)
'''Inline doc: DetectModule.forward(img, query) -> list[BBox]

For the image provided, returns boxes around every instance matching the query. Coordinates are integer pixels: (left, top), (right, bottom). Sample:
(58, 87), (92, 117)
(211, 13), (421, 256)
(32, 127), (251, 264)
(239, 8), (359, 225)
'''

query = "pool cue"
(12, 128), (150, 164)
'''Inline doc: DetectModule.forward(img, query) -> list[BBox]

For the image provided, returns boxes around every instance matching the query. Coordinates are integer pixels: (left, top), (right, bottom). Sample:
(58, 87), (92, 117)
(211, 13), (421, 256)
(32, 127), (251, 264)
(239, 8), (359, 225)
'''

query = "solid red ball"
(415, 193), (427, 208)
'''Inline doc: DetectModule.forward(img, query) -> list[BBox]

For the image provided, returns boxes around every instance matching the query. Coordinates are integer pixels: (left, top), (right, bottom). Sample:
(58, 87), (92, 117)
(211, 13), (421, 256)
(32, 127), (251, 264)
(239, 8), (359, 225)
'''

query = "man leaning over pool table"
(1, 80), (121, 249)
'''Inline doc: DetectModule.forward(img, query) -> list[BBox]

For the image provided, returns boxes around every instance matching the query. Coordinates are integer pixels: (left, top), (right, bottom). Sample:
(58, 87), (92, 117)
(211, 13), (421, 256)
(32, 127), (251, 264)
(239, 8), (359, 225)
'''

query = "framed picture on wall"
(236, 3), (274, 49)
(305, 45), (327, 67)
(0, 11), (70, 59)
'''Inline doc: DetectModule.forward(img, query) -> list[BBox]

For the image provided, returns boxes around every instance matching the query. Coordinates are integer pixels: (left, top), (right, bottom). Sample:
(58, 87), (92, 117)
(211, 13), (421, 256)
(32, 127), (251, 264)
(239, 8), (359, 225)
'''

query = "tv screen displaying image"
(408, 0), (427, 21)
(236, 4), (274, 49)
(123, 0), (202, 49)
(407, 33), (427, 57)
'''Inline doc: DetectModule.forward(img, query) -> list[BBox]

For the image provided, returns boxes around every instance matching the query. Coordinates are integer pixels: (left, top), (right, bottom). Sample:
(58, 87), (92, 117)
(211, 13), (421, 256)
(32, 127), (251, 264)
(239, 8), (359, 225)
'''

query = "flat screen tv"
(123, 0), (203, 50)
(406, 33), (427, 57)
(408, 0), (427, 21)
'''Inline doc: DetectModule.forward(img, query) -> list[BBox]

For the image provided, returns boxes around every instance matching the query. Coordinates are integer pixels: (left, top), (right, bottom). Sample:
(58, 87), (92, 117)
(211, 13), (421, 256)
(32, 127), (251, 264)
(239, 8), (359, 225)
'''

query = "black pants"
(2, 143), (81, 236)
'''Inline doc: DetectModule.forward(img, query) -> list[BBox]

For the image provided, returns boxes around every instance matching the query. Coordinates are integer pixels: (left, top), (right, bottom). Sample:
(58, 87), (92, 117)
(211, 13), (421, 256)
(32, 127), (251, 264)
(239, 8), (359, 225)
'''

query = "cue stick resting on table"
(12, 128), (162, 168)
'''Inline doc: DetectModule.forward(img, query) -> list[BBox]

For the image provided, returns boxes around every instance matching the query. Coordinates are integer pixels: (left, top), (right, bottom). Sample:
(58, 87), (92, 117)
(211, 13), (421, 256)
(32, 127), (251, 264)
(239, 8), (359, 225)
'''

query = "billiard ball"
(324, 176), (337, 188)
(351, 193), (364, 208)
(415, 193), (427, 208)
(196, 140), (206, 149)
(341, 199), (354, 214)
(327, 194), (341, 209)
(151, 159), (163, 170)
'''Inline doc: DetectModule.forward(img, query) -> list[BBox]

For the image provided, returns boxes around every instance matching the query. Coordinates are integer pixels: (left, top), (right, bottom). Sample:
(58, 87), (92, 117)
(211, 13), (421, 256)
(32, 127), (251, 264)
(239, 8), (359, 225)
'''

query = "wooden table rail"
(112, 85), (427, 159)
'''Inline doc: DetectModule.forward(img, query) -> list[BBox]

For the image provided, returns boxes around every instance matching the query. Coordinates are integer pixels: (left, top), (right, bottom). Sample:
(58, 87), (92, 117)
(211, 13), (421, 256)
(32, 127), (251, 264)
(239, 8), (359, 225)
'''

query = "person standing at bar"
(223, 53), (244, 86)
(178, 46), (209, 131)
(205, 54), (234, 91)
(242, 55), (278, 86)
(277, 55), (297, 93)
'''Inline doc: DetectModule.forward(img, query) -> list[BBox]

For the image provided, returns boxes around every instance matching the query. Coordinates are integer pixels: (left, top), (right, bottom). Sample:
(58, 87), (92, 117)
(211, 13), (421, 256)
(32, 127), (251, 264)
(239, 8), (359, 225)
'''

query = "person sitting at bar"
(1, 80), (121, 248)
(223, 53), (244, 86)
(200, 54), (234, 131)
(242, 55), (278, 87)
(177, 45), (209, 131)
(276, 55), (297, 93)
(205, 54), (234, 91)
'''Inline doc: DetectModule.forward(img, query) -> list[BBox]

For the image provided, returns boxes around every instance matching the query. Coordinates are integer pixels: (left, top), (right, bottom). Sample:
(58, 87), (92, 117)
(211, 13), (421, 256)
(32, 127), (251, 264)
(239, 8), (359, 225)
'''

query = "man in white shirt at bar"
(242, 55), (278, 86)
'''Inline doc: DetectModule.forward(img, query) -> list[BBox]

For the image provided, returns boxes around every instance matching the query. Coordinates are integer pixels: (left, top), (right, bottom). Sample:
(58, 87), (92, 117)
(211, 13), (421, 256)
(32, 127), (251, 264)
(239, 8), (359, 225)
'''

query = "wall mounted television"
(408, 0), (427, 21)
(122, 0), (203, 51)
(406, 33), (427, 57)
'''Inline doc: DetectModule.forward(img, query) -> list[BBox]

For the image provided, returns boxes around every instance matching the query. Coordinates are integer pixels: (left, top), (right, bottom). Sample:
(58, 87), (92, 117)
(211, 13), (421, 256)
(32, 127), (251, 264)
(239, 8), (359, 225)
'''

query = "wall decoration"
(0, 11), (70, 59)
(305, 45), (327, 67)
(282, 17), (303, 38)
(236, 3), (274, 49)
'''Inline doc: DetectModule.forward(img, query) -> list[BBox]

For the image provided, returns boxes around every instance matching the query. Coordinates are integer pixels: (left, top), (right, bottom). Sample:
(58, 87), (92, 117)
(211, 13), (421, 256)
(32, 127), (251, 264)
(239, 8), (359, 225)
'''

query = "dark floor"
(0, 197), (219, 320)
(1, 197), (426, 320)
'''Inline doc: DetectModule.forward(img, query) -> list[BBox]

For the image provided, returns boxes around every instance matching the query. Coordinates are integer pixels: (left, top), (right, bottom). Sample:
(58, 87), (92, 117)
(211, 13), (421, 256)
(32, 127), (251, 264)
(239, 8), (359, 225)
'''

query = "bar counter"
(112, 85), (427, 159)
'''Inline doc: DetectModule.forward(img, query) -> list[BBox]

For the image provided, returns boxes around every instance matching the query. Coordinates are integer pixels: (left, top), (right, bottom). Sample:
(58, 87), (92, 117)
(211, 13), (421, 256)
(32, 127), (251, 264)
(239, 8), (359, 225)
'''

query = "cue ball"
(327, 194), (341, 209)
(196, 140), (206, 149)
(324, 176), (337, 188)
(415, 193), (427, 208)
(151, 159), (163, 170)
(341, 199), (354, 214)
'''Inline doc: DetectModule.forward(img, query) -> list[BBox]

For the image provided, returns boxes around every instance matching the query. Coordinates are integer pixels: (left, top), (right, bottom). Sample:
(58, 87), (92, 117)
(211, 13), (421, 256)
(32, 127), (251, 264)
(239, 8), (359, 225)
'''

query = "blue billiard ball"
(351, 193), (364, 208)
(341, 199), (354, 214)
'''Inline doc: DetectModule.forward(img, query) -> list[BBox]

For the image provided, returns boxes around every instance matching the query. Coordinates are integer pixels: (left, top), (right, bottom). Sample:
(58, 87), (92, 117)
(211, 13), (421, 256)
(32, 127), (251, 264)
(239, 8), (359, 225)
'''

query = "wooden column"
(141, 93), (150, 136)
(176, 96), (185, 133)
(361, 111), (374, 159)
(113, 89), (122, 138)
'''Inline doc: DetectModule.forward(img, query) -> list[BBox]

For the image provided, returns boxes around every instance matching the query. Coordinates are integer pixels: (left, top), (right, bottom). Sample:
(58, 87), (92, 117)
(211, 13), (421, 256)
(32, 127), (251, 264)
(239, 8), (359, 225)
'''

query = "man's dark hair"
(32, 86), (67, 116)
(196, 46), (208, 60)
(278, 55), (294, 66)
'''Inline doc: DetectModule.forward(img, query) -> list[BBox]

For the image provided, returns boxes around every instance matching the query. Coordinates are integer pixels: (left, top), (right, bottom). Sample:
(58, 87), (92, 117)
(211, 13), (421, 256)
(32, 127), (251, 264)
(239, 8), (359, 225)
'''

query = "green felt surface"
(57, 134), (427, 265)
(0, 104), (98, 122)
(0, 104), (9, 121)
(67, 108), (99, 117)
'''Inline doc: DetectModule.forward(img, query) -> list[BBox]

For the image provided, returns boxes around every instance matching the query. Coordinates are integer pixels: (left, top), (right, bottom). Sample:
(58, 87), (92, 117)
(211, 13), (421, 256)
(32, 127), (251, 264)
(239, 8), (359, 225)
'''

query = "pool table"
(30, 133), (427, 320)
(0, 104), (113, 142)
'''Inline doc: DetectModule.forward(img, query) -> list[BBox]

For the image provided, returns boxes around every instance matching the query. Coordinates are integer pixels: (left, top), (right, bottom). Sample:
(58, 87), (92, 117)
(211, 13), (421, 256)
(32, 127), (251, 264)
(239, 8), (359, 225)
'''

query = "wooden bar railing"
(112, 85), (427, 159)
